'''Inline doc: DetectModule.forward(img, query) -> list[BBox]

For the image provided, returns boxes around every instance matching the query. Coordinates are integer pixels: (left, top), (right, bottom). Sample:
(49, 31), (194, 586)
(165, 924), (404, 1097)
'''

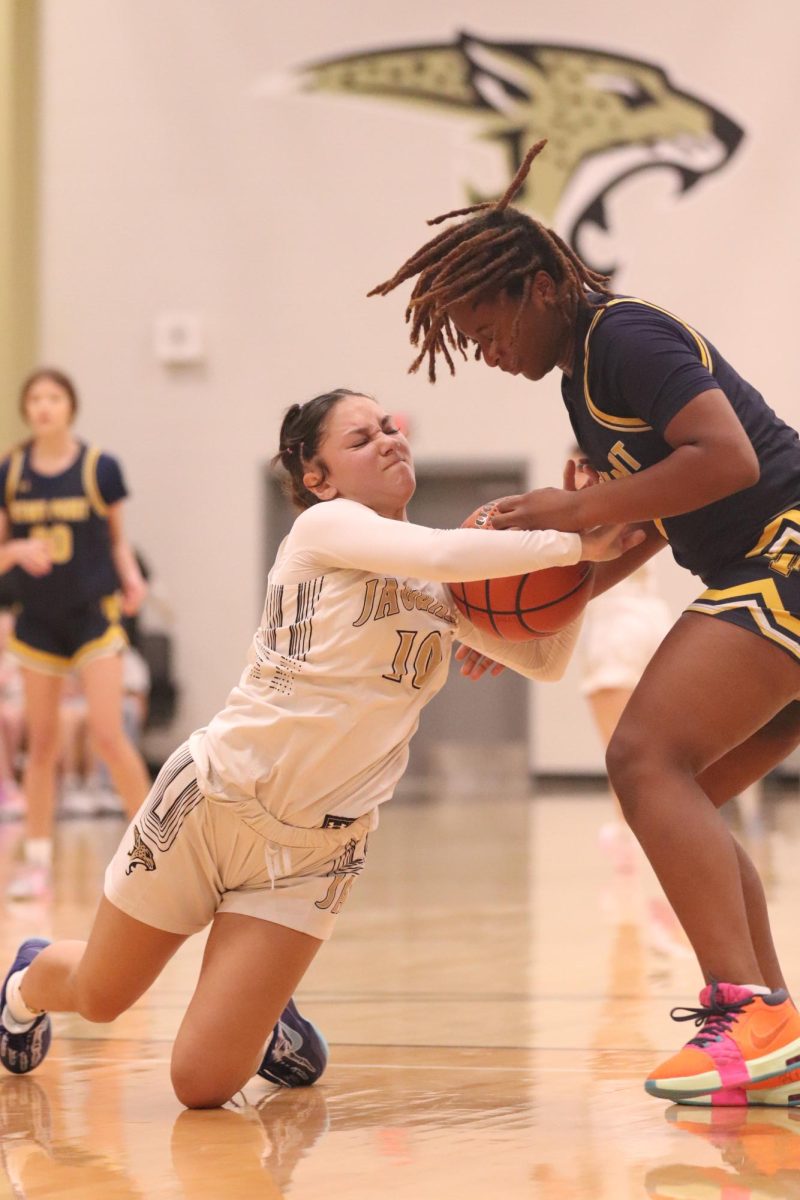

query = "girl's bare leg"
(170, 913), (322, 1109)
(20, 669), (64, 841)
(606, 614), (800, 986)
(79, 654), (150, 818)
(20, 896), (185, 1021)
(693, 701), (800, 991)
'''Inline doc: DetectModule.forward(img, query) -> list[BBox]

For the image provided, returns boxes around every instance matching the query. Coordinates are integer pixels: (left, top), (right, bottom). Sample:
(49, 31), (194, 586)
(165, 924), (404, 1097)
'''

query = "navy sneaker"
(0, 939), (51, 1075)
(257, 999), (328, 1088)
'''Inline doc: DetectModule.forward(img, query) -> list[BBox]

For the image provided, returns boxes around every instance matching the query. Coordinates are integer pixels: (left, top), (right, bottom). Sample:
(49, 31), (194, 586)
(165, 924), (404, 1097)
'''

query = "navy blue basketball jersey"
(0, 442), (127, 612)
(561, 296), (800, 581)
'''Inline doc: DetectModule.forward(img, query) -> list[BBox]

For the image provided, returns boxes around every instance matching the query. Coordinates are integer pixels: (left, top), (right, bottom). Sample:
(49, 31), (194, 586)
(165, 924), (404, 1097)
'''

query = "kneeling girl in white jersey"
(0, 389), (641, 1107)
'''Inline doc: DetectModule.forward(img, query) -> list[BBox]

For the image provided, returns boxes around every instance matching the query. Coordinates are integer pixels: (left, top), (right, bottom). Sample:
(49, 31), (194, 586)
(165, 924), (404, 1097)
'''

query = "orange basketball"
(448, 503), (593, 641)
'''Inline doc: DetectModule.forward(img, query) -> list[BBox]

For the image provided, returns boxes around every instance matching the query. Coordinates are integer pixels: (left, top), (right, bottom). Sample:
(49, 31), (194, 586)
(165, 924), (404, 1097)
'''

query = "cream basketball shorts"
(104, 743), (377, 941)
(580, 592), (673, 696)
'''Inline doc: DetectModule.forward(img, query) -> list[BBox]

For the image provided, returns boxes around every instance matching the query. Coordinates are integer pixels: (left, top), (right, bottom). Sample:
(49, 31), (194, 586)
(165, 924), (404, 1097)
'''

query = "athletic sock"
(23, 838), (52, 869)
(2, 967), (43, 1033)
(741, 983), (771, 996)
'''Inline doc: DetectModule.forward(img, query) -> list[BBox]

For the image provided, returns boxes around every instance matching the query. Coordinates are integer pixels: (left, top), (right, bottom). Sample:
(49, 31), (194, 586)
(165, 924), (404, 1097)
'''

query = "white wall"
(37, 0), (800, 768)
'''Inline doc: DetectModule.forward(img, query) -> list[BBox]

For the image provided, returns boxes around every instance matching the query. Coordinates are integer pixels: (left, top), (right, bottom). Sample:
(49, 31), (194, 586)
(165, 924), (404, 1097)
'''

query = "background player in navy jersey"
(370, 139), (800, 1108)
(0, 368), (150, 899)
(0, 389), (638, 1106)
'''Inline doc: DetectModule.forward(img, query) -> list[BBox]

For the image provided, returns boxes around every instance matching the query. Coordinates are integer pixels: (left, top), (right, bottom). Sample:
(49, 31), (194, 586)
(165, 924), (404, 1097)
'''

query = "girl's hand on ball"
(455, 644), (506, 680)
(580, 524), (646, 562)
(492, 487), (583, 532)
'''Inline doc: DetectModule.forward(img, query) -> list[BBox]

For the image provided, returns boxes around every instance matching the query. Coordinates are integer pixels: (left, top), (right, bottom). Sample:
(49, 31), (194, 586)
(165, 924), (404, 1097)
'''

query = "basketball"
(448, 503), (594, 640)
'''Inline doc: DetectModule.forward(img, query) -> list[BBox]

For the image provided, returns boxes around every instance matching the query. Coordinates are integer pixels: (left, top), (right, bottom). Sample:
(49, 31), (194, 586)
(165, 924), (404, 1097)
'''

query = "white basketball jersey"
(190, 498), (582, 827)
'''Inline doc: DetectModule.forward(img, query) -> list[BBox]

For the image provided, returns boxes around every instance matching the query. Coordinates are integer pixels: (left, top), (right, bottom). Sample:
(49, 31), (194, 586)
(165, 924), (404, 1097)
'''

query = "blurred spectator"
(60, 645), (151, 817)
(0, 610), (24, 818)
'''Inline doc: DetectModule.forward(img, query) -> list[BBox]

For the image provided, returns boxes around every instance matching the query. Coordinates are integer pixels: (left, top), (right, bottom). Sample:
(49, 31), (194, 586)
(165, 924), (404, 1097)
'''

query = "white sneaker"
(93, 788), (125, 817)
(6, 864), (51, 902)
(59, 783), (100, 818)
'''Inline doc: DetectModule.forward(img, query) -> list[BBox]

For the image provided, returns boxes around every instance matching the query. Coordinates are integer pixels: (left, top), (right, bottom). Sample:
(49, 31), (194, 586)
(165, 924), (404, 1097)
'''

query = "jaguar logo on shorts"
(125, 825), (156, 875)
(315, 837), (366, 914)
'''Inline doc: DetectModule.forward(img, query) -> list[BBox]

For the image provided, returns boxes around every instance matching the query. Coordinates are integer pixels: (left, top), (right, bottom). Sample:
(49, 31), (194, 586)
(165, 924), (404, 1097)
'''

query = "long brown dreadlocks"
(368, 140), (612, 382)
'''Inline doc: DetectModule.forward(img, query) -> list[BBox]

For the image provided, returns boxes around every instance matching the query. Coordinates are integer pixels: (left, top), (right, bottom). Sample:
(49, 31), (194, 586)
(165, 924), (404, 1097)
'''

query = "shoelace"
(669, 988), (754, 1048)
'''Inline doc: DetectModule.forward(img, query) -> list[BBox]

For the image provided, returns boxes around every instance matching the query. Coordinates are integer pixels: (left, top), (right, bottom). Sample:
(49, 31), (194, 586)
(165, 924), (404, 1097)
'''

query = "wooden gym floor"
(0, 785), (797, 1199)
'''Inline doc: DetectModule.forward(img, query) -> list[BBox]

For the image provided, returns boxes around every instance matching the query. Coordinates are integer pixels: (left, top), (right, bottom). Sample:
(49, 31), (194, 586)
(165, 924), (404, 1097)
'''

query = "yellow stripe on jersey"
(83, 445), (108, 517)
(4, 447), (24, 509)
(583, 298), (714, 433)
(746, 509), (800, 558)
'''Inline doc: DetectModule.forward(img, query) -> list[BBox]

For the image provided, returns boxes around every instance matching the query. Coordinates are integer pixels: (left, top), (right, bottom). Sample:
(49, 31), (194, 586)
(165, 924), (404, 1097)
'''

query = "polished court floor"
(0, 784), (797, 1199)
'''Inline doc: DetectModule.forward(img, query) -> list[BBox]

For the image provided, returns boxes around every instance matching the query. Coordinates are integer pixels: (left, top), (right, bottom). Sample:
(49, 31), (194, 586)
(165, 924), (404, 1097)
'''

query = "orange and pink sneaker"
(646, 1104), (800, 1197)
(646, 982), (800, 1103)
(678, 1067), (800, 1107)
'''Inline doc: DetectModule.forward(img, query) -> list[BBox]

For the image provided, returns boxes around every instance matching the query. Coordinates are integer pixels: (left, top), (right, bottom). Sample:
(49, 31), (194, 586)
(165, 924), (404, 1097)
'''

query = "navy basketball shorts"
(10, 594), (127, 675)
(686, 507), (800, 665)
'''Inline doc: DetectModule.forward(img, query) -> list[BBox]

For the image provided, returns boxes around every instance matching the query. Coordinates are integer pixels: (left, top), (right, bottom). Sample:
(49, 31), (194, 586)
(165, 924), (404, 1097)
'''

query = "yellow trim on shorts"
(687, 578), (800, 660)
(82, 445), (108, 517)
(584, 298), (713, 433)
(8, 635), (72, 675)
(9, 595), (127, 676)
(72, 623), (128, 670)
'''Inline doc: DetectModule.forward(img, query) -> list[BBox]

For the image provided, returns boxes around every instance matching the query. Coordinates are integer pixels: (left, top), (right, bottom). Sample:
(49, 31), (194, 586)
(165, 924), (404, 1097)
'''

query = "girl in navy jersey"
(370, 139), (800, 1107)
(0, 368), (150, 899)
(0, 388), (637, 1106)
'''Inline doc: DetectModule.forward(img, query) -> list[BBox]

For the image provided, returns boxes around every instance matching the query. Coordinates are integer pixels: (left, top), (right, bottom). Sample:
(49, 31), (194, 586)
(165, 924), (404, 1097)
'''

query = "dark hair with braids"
(19, 367), (79, 417)
(368, 140), (612, 382)
(272, 388), (364, 510)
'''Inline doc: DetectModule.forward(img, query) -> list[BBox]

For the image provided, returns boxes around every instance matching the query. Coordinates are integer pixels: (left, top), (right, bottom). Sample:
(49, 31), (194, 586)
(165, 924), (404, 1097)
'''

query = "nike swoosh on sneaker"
(747, 1011), (796, 1052)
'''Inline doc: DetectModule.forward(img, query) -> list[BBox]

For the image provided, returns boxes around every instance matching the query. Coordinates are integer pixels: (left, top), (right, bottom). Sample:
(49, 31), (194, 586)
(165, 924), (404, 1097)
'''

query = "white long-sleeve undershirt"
(279, 497), (582, 582)
(454, 610), (584, 682)
(275, 497), (586, 682)
(193, 496), (588, 822)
